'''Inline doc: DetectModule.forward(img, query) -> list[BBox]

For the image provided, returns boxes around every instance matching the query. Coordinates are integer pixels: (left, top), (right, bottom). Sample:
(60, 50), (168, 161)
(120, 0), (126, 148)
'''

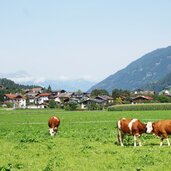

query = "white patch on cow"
(49, 128), (55, 136)
(146, 122), (153, 133)
(118, 120), (121, 129)
(53, 116), (57, 120)
(128, 119), (137, 132)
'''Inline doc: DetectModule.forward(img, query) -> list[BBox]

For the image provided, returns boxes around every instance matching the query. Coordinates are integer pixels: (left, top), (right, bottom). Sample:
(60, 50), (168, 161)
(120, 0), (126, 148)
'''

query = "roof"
(4, 94), (25, 99)
(4, 94), (16, 99)
(31, 88), (43, 93)
(132, 96), (153, 101)
(37, 93), (51, 97)
(15, 95), (26, 99)
(96, 95), (113, 101)
(58, 92), (73, 98)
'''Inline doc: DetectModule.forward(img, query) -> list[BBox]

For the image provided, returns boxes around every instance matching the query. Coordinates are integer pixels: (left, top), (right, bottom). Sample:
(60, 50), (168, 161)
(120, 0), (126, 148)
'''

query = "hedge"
(108, 103), (171, 111)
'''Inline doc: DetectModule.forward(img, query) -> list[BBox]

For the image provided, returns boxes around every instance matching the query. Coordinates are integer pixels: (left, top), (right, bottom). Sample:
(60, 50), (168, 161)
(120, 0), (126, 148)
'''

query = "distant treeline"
(0, 78), (41, 90)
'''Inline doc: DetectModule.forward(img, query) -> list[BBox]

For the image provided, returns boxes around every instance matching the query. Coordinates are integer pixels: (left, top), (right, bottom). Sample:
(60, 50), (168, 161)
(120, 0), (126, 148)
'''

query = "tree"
(153, 94), (171, 103)
(112, 89), (130, 100)
(49, 100), (58, 108)
(91, 89), (109, 97)
(115, 97), (123, 104)
(76, 89), (82, 94)
(65, 102), (78, 111)
(47, 85), (52, 93)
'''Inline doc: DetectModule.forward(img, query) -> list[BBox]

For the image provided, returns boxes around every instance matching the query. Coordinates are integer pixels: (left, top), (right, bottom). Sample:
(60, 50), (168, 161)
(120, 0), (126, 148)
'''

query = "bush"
(87, 103), (103, 110)
(6, 102), (14, 108)
(65, 102), (78, 111)
(154, 95), (171, 103)
(48, 100), (59, 109)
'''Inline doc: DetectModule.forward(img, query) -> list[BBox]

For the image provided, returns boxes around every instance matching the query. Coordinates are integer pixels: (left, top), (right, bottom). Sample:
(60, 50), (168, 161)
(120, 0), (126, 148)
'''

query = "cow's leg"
(160, 137), (164, 146)
(138, 136), (142, 146)
(118, 129), (124, 146)
(134, 135), (137, 147)
(161, 133), (170, 146)
(166, 138), (170, 146)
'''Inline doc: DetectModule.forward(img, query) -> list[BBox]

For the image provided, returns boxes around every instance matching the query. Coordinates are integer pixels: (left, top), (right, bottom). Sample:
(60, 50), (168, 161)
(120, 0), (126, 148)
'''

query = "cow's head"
(49, 127), (57, 136)
(146, 122), (153, 133)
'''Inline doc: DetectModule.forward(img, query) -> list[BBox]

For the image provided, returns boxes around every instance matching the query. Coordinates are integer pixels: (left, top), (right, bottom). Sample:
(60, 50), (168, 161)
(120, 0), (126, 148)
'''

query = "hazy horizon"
(0, 1), (171, 82)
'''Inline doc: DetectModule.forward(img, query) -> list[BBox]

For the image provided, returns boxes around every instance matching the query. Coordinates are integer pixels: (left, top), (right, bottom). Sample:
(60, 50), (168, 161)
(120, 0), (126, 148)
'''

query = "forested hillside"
(0, 78), (41, 90)
(144, 71), (171, 92)
(88, 46), (171, 93)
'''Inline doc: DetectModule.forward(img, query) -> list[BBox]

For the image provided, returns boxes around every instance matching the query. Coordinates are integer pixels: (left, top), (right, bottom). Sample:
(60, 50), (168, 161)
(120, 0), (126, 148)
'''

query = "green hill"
(0, 78), (41, 91)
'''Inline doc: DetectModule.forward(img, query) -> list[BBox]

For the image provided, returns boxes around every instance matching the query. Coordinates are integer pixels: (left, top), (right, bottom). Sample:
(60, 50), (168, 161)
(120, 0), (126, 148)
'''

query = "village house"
(131, 95), (153, 104)
(34, 93), (51, 108)
(24, 87), (44, 104)
(95, 95), (114, 105)
(3, 94), (26, 108)
(51, 90), (66, 96)
(50, 90), (67, 103)
(56, 92), (74, 103)
(80, 98), (104, 109)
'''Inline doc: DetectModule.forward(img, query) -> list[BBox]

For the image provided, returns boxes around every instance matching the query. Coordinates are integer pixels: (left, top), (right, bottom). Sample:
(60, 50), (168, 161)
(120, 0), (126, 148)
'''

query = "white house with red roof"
(4, 94), (26, 108)
(35, 93), (51, 106)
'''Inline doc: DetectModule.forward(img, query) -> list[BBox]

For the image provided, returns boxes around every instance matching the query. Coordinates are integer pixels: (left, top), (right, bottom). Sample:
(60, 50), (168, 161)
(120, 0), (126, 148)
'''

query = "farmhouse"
(3, 94), (26, 108)
(80, 98), (104, 109)
(131, 95), (153, 104)
(57, 92), (74, 103)
(34, 93), (51, 108)
(95, 95), (114, 105)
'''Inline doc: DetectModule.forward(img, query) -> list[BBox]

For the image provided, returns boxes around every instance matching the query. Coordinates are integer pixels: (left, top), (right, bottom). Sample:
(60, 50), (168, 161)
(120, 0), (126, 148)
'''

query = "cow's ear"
(152, 123), (155, 128)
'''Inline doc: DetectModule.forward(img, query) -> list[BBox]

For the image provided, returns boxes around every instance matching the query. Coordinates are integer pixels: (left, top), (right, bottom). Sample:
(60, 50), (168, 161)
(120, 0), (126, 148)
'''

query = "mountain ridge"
(88, 46), (171, 93)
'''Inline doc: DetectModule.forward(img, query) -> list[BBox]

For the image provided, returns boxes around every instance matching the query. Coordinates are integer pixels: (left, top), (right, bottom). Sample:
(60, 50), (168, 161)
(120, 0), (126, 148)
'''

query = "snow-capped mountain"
(0, 71), (96, 92)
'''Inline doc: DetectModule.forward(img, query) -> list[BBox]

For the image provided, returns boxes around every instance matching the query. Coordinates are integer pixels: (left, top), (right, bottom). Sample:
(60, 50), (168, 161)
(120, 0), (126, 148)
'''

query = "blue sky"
(0, 0), (171, 82)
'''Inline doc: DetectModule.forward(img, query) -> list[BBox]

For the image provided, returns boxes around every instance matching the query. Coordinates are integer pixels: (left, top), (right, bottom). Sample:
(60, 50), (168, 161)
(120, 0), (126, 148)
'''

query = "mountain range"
(0, 71), (96, 92)
(88, 46), (171, 93)
(2, 46), (171, 93)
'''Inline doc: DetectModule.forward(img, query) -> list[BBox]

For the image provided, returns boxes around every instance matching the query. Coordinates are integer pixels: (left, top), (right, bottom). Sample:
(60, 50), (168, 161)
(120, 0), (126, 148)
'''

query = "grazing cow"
(117, 118), (147, 146)
(146, 120), (171, 146)
(48, 116), (60, 136)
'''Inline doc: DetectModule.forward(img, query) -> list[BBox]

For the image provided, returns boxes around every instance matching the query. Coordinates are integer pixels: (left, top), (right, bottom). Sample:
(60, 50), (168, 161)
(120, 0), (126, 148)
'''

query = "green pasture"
(1, 109), (171, 171)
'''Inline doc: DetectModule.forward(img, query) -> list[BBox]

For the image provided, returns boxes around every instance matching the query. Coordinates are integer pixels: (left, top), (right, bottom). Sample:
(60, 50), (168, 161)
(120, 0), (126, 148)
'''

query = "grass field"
(1, 109), (171, 171)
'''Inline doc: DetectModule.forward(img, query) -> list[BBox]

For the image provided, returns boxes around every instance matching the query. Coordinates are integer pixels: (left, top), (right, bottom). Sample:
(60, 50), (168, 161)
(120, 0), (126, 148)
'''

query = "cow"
(117, 118), (147, 146)
(146, 120), (171, 146)
(48, 116), (60, 136)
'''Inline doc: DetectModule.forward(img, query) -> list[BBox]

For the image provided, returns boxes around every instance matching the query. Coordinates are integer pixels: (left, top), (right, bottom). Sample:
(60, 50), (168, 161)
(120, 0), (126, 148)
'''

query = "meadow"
(1, 109), (171, 171)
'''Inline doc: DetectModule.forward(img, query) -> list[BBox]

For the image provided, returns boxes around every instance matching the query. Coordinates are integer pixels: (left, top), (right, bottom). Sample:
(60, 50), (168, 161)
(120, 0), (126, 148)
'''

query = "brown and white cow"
(117, 118), (147, 146)
(146, 120), (171, 146)
(48, 116), (60, 136)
